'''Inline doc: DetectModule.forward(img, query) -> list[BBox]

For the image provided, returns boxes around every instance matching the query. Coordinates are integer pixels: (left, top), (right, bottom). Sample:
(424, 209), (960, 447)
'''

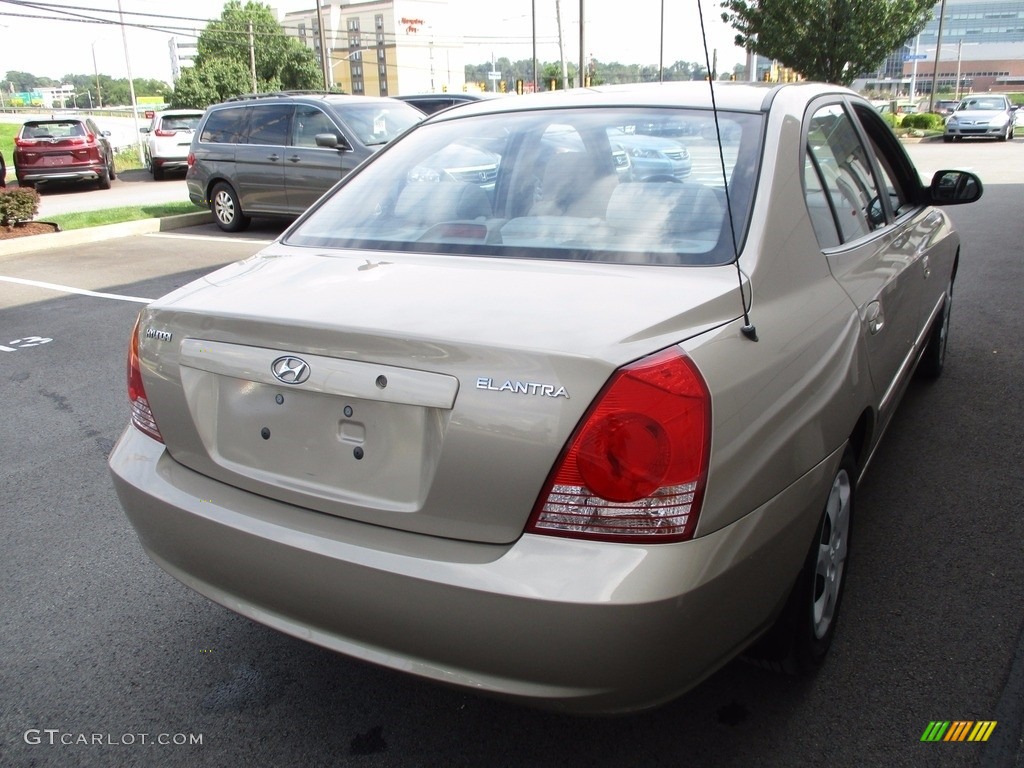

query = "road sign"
(487, 72), (501, 80)
(904, 54), (928, 61)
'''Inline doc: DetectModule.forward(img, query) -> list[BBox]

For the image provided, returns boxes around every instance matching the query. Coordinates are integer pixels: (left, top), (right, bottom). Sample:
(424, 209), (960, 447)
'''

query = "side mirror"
(929, 170), (983, 205)
(315, 132), (351, 151)
(139, 127), (151, 134)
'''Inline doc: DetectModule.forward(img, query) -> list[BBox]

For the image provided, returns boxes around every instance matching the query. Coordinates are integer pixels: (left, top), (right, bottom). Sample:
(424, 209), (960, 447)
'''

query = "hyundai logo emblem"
(271, 355), (310, 385)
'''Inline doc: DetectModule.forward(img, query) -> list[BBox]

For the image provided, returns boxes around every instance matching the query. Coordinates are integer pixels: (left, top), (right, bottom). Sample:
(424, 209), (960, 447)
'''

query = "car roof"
(424, 81), (857, 121)
(216, 92), (405, 107)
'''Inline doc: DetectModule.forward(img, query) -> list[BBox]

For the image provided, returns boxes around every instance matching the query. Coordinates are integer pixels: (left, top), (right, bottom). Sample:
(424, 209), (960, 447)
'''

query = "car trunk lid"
(137, 245), (742, 544)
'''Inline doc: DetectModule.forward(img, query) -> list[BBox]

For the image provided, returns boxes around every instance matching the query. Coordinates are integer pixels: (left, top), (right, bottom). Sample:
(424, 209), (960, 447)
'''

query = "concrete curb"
(0, 211), (213, 259)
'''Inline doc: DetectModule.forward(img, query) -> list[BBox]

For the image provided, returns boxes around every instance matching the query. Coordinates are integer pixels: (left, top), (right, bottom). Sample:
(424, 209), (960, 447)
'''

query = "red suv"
(14, 118), (116, 190)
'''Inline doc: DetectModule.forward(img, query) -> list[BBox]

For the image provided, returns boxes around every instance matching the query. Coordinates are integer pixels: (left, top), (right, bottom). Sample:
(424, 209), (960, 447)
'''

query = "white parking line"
(0, 276), (153, 303)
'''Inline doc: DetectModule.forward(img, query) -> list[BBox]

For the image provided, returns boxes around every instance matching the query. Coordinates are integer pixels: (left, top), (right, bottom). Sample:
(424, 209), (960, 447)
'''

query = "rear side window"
(805, 104), (882, 244)
(200, 107), (248, 144)
(247, 105), (293, 146)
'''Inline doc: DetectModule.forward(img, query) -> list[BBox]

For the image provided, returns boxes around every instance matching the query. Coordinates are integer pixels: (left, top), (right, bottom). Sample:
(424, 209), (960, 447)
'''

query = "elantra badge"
(476, 377), (569, 399)
(272, 356), (310, 385)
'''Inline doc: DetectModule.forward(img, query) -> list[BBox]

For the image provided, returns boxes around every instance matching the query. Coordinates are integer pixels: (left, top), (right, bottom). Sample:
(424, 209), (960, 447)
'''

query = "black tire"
(210, 181), (251, 232)
(942, 135), (953, 143)
(745, 449), (855, 674)
(109, 160), (116, 181)
(917, 283), (952, 379)
(97, 167), (111, 190)
(153, 164), (165, 181)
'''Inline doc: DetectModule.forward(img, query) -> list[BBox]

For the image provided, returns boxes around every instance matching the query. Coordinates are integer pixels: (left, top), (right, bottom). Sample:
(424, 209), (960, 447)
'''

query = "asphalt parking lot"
(1, 143), (1022, 768)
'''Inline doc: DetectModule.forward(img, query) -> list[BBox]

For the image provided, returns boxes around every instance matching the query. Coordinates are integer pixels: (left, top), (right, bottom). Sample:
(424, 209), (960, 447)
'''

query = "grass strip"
(48, 201), (206, 231)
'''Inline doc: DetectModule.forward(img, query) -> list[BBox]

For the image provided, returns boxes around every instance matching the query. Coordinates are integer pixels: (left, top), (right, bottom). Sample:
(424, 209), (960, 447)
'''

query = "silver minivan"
(186, 93), (422, 231)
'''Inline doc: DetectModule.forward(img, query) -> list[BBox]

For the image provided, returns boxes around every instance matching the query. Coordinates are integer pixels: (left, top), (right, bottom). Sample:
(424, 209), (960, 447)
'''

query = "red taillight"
(528, 348), (710, 542)
(154, 129), (177, 137)
(127, 316), (164, 443)
(187, 152), (195, 167)
(14, 137), (38, 147)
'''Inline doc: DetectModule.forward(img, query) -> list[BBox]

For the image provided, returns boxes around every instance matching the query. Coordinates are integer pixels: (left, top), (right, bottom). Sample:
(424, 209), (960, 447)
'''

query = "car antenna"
(697, 0), (758, 342)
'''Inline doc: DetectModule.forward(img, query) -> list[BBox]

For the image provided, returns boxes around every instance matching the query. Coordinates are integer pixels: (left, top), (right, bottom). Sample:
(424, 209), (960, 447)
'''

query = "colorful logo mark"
(921, 721), (997, 742)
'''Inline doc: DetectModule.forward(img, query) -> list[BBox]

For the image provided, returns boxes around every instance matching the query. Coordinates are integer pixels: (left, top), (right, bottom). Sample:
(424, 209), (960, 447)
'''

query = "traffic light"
(516, 79), (524, 95)
(500, 80), (507, 93)
(442, 84), (447, 92)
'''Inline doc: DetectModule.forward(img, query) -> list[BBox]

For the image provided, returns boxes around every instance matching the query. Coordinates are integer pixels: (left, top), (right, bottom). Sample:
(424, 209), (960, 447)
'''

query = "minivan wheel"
(98, 167), (112, 190)
(211, 182), (251, 232)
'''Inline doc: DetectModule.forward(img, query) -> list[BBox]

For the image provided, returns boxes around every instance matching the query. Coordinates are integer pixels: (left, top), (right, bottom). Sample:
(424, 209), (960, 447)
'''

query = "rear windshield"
(285, 107), (763, 266)
(158, 115), (202, 131)
(20, 121), (88, 139)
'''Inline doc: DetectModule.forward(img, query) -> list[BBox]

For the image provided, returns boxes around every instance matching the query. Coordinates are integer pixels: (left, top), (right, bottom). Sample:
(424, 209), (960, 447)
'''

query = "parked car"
(13, 117), (116, 190)
(943, 94), (1014, 141)
(607, 128), (692, 180)
(934, 99), (960, 116)
(140, 109), (204, 180)
(396, 91), (503, 115)
(186, 92), (423, 231)
(111, 82), (981, 715)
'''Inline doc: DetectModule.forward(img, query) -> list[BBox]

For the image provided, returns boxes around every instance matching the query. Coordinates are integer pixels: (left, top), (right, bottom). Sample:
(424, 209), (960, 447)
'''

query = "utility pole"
(578, 0), (586, 87)
(555, 0), (567, 90)
(92, 42), (103, 108)
(248, 21), (258, 92)
(532, 0), (538, 92)
(117, 0), (143, 161)
(316, 1), (331, 90)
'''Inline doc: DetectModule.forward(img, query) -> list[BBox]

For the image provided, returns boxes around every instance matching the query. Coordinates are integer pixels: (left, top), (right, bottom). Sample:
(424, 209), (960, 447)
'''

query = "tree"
(170, 0), (321, 107)
(720, 0), (934, 85)
(170, 59), (252, 109)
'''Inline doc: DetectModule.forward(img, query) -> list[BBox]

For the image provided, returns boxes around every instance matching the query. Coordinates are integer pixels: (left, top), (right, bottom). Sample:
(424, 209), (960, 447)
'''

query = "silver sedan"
(109, 82), (981, 714)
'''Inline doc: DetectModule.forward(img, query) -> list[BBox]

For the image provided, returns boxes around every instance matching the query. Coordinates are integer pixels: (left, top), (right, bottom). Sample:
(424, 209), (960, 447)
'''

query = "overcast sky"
(0, 0), (745, 84)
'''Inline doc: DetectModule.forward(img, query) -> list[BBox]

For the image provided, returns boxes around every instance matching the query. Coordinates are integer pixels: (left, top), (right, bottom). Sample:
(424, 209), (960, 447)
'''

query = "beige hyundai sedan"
(109, 82), (981, 714)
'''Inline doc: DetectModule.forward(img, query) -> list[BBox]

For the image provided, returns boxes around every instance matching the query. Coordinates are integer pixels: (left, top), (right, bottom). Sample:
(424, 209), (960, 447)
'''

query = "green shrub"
(0, 187), (41, 228)
(901, 113), (944, 130)
(882, 113), (900, 129)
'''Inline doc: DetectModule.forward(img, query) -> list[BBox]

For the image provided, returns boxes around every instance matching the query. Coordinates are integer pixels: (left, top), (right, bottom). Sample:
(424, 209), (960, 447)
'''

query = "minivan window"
(247, 105), (293, 146)
(292, 105), (338, 148)
(200, 107), (248, 144)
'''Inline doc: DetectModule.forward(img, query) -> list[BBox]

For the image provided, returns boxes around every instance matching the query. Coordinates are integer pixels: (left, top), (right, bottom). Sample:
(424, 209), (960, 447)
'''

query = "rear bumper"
(152, 157), (189, 171)
(109, 425), (834, 714)
(17, 165), (105, 183)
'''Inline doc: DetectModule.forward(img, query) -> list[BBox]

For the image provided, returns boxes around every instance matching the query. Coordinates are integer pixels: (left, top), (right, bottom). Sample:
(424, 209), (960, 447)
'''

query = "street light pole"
(928, 0), (947, 113)
(954, 39), (963, 100)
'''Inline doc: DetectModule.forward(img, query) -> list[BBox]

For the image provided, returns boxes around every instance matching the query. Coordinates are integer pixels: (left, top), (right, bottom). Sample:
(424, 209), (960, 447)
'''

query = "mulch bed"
(0, 222), (60, 240)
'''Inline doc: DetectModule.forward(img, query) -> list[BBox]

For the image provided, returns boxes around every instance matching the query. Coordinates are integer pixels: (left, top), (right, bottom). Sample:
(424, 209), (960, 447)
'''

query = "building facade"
(906, 0), (1024, 94)
(284, 0), (466, 96)
(855, 0), (1024, 95)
